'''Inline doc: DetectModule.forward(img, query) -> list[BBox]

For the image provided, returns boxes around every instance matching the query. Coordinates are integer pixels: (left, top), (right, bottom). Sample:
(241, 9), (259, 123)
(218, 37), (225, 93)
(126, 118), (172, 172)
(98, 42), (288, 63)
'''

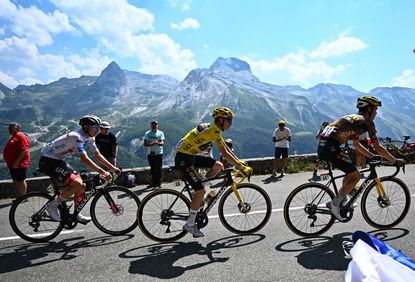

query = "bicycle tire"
(9, 193), (63, 243)
(137, 189), (190, 242)
(283, 183), (336, 237)
(361, 177), (411, 229)
(218, 183), (272, 234)
(90, 186), (140, 235)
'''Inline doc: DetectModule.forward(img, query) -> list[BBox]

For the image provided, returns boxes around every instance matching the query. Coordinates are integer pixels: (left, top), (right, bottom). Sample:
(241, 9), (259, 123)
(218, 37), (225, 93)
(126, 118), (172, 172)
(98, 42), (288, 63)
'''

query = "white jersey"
(273, 127), (292, 148)
(41, 129), (99, 160)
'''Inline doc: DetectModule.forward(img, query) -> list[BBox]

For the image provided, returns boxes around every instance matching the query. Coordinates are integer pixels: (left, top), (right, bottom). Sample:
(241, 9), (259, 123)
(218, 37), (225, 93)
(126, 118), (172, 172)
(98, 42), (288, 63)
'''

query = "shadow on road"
(0, 234), (134, 274)
(275, 228), (410, 271)
(261, 175), (282, 184)
(120, 234), (265, 279)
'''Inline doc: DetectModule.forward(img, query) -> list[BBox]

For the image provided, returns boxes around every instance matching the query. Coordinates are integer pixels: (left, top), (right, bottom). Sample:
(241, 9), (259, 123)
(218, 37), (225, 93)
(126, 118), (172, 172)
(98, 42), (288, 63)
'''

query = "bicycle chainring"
(196, 211), (208, 229)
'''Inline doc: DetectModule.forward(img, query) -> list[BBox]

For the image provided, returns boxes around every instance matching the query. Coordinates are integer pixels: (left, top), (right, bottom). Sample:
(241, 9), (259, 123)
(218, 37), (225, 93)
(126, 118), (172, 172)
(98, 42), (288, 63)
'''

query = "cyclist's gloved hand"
(394, 158), (406, 167)
(238, 160), (248, 166)
(238, 165), (253, 177)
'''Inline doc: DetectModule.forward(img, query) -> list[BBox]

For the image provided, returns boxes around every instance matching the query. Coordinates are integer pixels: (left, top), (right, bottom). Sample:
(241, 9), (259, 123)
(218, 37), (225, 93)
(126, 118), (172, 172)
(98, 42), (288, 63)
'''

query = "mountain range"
(1, 57), (415, 179)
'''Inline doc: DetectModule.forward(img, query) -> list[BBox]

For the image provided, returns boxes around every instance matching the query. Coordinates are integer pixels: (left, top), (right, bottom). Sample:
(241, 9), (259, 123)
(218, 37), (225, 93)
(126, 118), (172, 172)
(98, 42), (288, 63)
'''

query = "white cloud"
(171, 17), (200, 30)
(0, 70), (18, 88)
(242, 33), (367, 88)
(0, 27), (5, 35)
(309, 34), (368, 59)
(133, 33), (196, 79)
(392, 69), (415, 88)
(168, 0), (192, 11)
(0, 0), (75, 46)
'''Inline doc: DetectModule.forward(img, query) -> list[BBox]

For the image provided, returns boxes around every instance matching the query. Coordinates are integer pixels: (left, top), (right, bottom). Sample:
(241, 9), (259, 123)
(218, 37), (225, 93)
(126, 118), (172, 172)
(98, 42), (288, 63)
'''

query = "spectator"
(272, 120), (292, 177)
(95, 121), (118, 166)
(143, 120), (165, 188)
(3, 122), (30, 197)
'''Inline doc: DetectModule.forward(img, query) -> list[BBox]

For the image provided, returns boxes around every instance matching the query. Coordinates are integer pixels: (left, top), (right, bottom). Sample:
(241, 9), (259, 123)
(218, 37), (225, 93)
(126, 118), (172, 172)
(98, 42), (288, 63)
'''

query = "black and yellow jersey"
(319, 114), (377, 144)
(176, 122), (225, 155)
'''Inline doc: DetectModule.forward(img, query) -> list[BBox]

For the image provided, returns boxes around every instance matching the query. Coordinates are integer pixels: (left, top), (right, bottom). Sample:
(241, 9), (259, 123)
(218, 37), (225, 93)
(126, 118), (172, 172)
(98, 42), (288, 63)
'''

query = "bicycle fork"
(230, 184), (250, 213)
(373, 178), (390, 207)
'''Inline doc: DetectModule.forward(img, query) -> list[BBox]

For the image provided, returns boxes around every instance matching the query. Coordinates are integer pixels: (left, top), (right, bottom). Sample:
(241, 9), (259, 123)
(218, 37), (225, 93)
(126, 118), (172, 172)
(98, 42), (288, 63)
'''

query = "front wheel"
(284, 183), (335, 237)
(218, 183), (272, 234)
(9, 193), (63, 243)
(137, 189), (191, 242)
(361, 177), (411, 229)
(90, 186), (140, 235)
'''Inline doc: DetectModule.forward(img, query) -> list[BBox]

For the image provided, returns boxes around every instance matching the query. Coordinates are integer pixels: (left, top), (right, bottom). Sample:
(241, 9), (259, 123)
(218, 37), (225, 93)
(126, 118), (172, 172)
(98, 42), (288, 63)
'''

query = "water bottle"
(204, 190), (217, 205)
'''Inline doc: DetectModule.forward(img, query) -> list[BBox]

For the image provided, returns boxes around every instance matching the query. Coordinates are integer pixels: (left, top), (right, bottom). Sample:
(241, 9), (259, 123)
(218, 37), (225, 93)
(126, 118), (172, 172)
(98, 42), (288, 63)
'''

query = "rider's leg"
(205, 161), (224, 179)
(332, 171), (360, 205)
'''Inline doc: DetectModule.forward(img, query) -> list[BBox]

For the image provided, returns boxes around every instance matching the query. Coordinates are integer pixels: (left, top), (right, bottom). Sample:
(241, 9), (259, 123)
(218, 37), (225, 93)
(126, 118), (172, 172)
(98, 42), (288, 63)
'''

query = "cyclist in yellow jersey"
(318, 96), (405, 220)
(175, 107), (253, 237)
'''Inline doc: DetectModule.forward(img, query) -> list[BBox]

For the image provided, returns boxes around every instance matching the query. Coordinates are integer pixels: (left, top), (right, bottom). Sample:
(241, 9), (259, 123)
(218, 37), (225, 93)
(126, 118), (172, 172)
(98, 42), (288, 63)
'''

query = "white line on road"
(0, 229), (84, 241)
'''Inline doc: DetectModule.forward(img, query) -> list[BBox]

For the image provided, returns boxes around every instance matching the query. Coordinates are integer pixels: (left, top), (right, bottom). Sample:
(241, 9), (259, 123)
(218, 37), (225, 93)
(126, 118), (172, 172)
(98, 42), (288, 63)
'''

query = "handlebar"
(95, 170), (120, 189)
(367, 159), (404, 178)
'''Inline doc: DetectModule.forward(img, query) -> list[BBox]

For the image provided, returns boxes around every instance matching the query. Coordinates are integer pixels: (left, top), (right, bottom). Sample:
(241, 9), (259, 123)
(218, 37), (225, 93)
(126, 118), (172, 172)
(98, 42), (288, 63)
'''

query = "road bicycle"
(9, 170), (141, 243)
(380, 136), (415, 163)
(284, 160), (410, 237)
(137, 167), (272, 242)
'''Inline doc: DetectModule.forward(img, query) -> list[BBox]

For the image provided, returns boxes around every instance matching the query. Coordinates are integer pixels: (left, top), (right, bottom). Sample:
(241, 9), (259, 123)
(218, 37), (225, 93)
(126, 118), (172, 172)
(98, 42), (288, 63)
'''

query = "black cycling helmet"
(79, 115), (102, 126)
(356, 96), (382, 109)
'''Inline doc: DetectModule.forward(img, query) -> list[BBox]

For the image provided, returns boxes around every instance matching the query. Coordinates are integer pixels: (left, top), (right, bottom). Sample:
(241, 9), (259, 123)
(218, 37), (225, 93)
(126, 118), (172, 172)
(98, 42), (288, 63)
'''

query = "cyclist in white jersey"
(39, 115), (121, 223)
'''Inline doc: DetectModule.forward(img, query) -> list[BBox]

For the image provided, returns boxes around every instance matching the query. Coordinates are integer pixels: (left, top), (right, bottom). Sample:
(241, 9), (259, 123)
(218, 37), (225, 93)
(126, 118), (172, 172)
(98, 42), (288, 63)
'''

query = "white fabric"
(272, 127), (292, 148)
(345, 240), (415, 282)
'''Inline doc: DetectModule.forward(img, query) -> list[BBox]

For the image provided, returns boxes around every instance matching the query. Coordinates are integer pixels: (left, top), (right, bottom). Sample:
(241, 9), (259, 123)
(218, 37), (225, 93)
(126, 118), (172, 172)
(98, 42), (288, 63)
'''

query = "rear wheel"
(137, 189), (190, 242)
(361, 177), (410, 229)
(90, 186), (140, 235)
(284, 183), (335, 237)
(9, 193), (63, 243)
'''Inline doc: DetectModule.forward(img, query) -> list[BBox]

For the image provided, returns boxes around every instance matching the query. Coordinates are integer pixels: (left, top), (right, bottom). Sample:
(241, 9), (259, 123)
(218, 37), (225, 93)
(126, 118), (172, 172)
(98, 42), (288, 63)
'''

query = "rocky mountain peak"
(209, 57), (252, 73)
(93, 61), (126, 96)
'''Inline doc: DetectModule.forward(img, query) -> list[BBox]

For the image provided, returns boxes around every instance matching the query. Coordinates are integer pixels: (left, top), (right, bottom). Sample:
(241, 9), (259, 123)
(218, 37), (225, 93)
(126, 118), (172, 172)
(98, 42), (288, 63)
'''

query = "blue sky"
(0, 0), (414, 92)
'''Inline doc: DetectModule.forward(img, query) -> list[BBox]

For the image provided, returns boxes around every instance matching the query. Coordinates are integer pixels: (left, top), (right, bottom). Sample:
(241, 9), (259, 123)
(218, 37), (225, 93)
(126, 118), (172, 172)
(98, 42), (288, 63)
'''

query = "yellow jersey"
(176, 122), (225, 155)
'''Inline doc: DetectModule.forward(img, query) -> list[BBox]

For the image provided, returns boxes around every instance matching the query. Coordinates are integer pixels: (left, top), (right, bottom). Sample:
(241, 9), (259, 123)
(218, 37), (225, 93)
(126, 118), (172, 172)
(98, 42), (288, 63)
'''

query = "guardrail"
(0, 154), (318, 199)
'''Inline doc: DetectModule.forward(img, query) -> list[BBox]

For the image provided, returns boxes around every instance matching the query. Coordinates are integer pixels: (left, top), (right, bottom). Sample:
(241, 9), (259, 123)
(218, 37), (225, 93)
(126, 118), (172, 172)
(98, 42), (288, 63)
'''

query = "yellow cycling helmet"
(212, 107), (235, 119)
(357, 96), (382, 109)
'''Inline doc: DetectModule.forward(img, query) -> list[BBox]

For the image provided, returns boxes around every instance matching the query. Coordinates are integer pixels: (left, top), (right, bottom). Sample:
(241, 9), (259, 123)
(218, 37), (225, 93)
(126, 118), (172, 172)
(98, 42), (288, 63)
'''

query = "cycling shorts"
(174, 152), (216, 191)
(317, 139), (357, 174)
(38, 156), (80, 185)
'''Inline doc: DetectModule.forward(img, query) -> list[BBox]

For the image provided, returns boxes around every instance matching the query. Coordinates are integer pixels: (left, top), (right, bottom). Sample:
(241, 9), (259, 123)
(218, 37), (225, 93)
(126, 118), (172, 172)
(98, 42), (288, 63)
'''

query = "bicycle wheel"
(361, 177), (411, 229)
(218, 183), (272, 234)
(90, 186), (140, 235)
(137, 189), (190, 242)
(283, 183), (335, 237)
(9, 193), (63, 243)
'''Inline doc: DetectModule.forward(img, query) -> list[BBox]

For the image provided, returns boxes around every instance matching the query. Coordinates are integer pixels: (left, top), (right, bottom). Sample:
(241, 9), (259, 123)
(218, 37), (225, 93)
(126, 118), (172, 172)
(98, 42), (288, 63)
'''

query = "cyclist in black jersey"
(318, 96), (405, 220)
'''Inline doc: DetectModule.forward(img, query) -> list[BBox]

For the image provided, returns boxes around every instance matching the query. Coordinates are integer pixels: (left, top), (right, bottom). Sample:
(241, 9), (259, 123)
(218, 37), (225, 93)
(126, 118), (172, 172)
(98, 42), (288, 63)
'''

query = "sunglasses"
(226, 118), (233, 124)
(91, 125), (100, 132)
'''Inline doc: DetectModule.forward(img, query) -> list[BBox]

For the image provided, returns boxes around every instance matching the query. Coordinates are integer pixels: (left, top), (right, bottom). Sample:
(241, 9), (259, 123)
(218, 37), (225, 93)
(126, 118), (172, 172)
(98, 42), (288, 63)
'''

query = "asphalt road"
(1, 165), (414, 281)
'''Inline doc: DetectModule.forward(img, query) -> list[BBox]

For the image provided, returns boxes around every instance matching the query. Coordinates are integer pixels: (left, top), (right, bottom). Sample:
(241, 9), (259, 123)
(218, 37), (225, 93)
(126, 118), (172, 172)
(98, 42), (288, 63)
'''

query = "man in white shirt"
(272, 120), (292, 177)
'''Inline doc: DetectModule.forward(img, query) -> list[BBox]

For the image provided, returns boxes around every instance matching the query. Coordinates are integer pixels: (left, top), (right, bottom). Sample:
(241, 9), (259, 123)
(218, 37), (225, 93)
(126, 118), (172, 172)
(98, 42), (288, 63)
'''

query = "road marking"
(0, 229), (84, 241)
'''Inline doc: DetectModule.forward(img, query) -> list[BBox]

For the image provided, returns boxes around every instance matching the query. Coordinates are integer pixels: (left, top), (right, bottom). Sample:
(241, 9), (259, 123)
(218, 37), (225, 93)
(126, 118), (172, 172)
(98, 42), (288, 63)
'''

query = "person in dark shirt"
(95, 121), (118, 166)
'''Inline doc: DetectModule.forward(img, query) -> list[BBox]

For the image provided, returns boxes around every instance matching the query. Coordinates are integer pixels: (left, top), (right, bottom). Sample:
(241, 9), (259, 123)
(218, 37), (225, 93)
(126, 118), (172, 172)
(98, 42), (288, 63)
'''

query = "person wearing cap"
(3, 122), (31, 197)
(143, 120), (165, 188)
(272, 119), (292, 177)
(220, 138), (234, 169)
(95, 121), (118, 166)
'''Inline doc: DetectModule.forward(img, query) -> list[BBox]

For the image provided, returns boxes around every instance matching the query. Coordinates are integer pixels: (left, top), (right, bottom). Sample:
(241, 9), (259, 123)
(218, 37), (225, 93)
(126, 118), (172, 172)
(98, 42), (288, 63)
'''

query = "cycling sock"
(186, 209), (198, 226)
(333, 193), (347, 206)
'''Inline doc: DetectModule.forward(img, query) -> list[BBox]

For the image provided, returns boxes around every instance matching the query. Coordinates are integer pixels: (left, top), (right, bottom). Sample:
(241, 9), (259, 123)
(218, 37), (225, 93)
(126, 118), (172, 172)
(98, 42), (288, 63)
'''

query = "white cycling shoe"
(183, 223), (205, 238)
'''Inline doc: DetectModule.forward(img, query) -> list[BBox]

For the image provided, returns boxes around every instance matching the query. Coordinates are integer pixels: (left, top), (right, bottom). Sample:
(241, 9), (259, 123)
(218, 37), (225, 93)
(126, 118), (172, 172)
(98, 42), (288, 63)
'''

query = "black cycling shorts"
(275, 147), (289, 158)
(9, 168), (27, 181)
(317, 139), (357, 174)
(38, 156), (79, 185)
(174, 152), (216, 191)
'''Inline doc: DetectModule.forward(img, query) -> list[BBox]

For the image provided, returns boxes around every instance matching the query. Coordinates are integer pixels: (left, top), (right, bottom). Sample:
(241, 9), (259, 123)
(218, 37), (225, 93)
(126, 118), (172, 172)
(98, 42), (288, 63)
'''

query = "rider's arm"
(93, 151), (120, 174)
(371, 138), (397, 164)
(79, 152), (107, 175)
(352, 139), (374, 159)
(218, 145), (243, 169)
